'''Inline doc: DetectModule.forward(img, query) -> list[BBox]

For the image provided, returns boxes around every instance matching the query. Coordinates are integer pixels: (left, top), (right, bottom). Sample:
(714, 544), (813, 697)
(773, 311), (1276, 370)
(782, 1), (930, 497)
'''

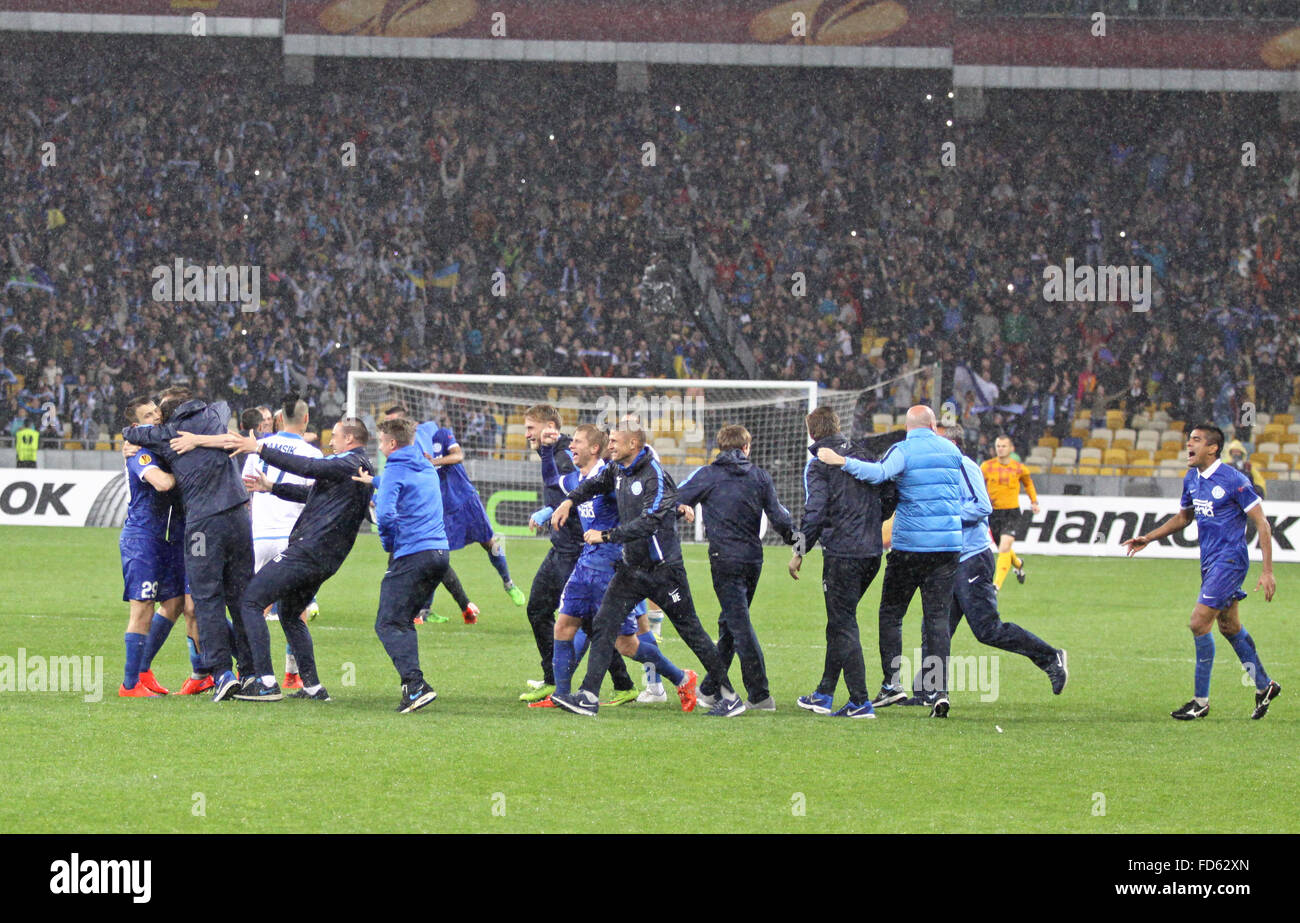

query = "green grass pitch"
(1, 525), (1295, 833)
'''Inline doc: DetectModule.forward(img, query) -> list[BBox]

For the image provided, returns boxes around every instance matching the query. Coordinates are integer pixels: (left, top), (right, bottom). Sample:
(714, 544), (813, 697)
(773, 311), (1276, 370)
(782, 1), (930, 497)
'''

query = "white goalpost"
(348, 373), (815, 542)
(346, 369), (937, 543)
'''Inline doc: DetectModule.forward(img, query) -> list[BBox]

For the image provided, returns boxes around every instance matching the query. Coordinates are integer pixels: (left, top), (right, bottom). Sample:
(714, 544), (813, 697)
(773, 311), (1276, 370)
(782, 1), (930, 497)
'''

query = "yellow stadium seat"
(1025, 464), (1044, 475)
(1273, 413), (1294, 426)
(1037, 436), (1059, 450)
(1098, 467), (1119, 476)
(1105, 410), (1125, 430)
(506, 432), (528, 450)
(1049, 466), (1070, 475)
(320, 427), (333, 446)
(1129, 450), (1153, 463)
(1086, 437), (1109, 451)
(1273, 452), (1296, 469)
(1103, 449), (1129, 466)
(94, 442), (112, 452)
(1111, 436), (1135, 450)
(1249, 452), (1270, 469)
(1154, 448), (1179, 462)
(1077, 465), (1100, 476)
(1127, 463), (1155, 476)
(64, 441), (82, 450)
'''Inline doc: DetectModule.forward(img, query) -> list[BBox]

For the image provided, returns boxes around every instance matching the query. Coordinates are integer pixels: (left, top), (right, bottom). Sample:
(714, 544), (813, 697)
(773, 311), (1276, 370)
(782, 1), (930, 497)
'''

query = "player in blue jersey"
(532, 424), (694, 711)
(1123, 424), (1280, 720)
(118, 396), (209, 697)
(382, 404), (522, 622)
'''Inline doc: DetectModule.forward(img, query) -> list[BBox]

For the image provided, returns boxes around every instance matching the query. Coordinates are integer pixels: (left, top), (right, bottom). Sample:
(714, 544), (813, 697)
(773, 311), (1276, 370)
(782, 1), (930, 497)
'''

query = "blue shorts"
(1198, 562), (1248, 611)
(559, 563), (645, 634)
(442, 496), (494, 550)
(120, 534), (187, 602)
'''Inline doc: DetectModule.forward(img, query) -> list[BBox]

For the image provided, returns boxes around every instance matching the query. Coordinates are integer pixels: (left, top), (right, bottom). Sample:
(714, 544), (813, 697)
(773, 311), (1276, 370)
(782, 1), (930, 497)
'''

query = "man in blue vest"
(818, 404), (963, 717)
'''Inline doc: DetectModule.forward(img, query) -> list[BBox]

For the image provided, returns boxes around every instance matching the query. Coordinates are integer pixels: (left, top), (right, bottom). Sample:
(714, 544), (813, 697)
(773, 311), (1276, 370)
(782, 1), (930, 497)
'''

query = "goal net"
(347, 369), (938, 543)
(816, 363), (943, 440)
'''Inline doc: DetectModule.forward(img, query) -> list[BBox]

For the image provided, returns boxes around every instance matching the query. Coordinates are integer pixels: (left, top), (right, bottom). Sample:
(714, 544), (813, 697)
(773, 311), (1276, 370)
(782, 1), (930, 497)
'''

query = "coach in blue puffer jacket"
(817, 405), (964, 717)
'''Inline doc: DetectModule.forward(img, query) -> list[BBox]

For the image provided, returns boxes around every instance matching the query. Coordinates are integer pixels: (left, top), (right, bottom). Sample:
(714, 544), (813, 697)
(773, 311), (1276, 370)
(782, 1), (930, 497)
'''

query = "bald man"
(818, 405), (965, 717)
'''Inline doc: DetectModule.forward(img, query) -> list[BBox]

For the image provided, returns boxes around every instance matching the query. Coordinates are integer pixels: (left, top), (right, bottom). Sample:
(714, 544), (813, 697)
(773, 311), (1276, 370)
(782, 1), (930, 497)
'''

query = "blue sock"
(553, 639), (576, 696)
(270, 601), (280, 618)
(487, 546), (512, 585)
(1223, 627), (1270, 690)
(1194, 633), (1215, 700)
(140, 614), (174, 672)
(573, 628), (588, 661)
(124, 632), (146, 688)
(186, 636), (204, 674)
(633, 631), (684, 687)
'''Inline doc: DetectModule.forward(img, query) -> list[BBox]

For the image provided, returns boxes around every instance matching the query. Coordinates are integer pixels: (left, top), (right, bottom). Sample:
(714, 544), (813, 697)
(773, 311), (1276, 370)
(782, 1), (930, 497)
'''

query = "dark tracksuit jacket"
(123, 399), (254, 675)
(676, 448), (795, 701)
(564, 445), (733, 697)
(259, 444), (375, 572)
(799, 431), (900, 704)
(237, 444), (375, 680)
(525, 435), (585, 683)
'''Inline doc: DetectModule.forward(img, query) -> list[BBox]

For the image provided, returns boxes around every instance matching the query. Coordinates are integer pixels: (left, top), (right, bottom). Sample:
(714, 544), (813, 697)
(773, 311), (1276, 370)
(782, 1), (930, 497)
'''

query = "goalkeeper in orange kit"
(980, 435), (1039, 590)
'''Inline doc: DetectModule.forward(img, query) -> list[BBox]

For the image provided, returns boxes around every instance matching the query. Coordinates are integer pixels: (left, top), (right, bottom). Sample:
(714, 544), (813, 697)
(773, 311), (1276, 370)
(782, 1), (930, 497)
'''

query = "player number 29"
(140, 581), (158, 600)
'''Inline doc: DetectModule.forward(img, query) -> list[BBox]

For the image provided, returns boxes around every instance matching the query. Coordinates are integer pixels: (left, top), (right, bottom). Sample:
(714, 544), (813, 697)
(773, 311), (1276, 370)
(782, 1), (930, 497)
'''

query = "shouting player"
(533, 424), (683, 710)
(981, 434), (1039, 590)
(550, 424), (745, 717)
(1122, 424), (1280, 720)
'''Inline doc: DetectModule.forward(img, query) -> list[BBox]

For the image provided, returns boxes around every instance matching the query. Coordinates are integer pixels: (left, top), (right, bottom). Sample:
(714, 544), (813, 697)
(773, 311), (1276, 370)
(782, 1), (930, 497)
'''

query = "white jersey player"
(241, 396), (322, 689)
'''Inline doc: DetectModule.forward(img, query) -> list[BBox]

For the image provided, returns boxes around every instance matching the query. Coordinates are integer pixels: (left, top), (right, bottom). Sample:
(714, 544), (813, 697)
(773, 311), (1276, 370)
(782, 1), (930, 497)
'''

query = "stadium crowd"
(2, 41), (1297, 462)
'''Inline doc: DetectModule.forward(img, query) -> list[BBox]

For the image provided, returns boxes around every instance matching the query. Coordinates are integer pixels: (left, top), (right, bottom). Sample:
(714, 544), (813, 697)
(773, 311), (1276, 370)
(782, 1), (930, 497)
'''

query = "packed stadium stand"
(2, 35), (1297, 485)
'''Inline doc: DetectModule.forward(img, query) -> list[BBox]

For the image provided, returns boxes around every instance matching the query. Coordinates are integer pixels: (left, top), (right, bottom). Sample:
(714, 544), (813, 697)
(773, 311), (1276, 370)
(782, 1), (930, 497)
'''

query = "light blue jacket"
(957, 455), (996, 562)
(374, 444), (449, 559)
(841, 428), (964, 552)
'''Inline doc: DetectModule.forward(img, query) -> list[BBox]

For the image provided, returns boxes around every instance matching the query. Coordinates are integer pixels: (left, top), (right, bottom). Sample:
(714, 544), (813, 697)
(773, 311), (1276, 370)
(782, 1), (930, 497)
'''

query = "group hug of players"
(115, 386), (1281, 720)
(115, 387), (524, 710)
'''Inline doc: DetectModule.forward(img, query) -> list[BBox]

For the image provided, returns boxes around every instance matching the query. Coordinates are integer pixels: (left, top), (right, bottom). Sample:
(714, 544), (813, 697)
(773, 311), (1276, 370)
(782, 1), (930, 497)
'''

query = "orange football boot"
(177, 675), (215, 695)
(137, 669), (169, 695)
